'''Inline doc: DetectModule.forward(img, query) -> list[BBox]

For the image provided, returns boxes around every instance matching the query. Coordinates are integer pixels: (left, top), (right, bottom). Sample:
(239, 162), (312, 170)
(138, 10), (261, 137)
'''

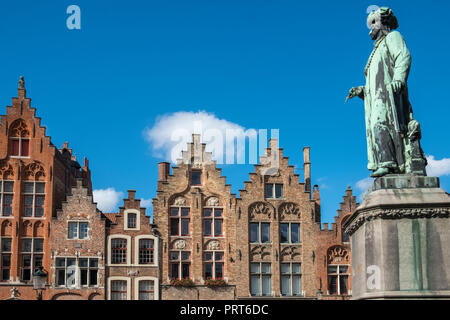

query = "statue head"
(367, 7), (399, 40)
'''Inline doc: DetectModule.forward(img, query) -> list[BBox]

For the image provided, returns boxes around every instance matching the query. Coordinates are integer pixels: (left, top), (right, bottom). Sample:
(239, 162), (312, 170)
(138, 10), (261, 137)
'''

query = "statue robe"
(364, 30), (413, 172)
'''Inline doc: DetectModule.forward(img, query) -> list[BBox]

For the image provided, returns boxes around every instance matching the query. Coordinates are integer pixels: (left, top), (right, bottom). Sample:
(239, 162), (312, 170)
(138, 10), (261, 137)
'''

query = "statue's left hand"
(391, 80), (403, 93)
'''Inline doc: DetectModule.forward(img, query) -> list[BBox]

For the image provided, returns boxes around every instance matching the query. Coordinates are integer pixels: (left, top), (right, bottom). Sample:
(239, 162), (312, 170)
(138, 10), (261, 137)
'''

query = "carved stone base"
(344, 175), (450, 300)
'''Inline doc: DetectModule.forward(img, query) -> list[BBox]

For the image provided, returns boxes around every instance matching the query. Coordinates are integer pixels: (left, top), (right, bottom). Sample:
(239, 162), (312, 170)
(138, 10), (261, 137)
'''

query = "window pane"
(2, 238), (12, 252)
(203, 209), (212, 217)
(181, 252), (190, 261)
(24, 182), (34, 194)
(214, 209), (222, 217)
(127, 213), (136, 228)
(190, 171), (202, 185)
(250, 263), (260, 274)
(170, 252), (179, 260)
(340, 276), (348, 294)
(281, 263), (290, 274)
(215, 263), (224, 279)
(328, 276), (337, 294)
(204, 263), (213, 279)
(79, 258), (88, 267)
(56, 258), (66, 267)
(261, 223), (270, 243)
(2, 254), (11, 267)
(34, 239), (44, 252)
(4, 181), (14, 192)
(214, 219), (222, 236)
(89, 258), (99, 268)
(34, 255), (43, 267)
(56, 269), (66, 286)
(35, 196), (45, 217)
(170, 218), (179, 236)
(264, 184), (273, 198)
(3, 195), (13, 216)
(182, 263), (190, 278)
(181, 219), (190, 235)
(171, 263), (179, 278)
(79, 223), (89, 239)
(281, 275), (290, 295)
(215, 252), (223, 261)
(67, 258), (76, 266)
(292, 263), (301, 274)
(139, 280), (154, 300)
(291, 223), (300, 243)
(280, 224), (289, 243)
(250, 275), (260, 296)
(275, 184), (283, 198)
(203, 219), (212, 236)
(261, 263), (271, 274)
(90, 270), (98, 286)
(81, 269), (88, 286)
(293, 275), (302, 295)
(250, 223), (259, 243)
(204, 252), (212, 261)
(35, 182), (45, 194)
(21, 139), (29, 157)
(181, 208), (190, 217)
(11, 139), (19, 156)
(68, 222), (78, 239)
(262, 275), (271, 295)
(328, 266), (338, 274)
(339, 266), (348, 274)
(170, 208), (179, 216)
(22, 239), (32, 252)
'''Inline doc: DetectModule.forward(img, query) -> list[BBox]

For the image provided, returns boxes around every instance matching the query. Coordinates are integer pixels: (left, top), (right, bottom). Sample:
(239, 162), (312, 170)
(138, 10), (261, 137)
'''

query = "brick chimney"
(158, 162), (170, 181)
(127, 190), (136, 200)
(303, 147), (311, 193)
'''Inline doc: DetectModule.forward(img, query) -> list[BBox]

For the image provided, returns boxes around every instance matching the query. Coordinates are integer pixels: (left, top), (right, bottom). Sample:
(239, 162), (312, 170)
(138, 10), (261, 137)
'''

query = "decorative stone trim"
(344, 206), (450, 235)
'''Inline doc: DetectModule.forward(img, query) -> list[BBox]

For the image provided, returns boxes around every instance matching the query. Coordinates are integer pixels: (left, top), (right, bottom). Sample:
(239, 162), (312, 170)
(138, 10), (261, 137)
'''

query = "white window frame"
(265, 183), (284, 199)
(107, 235), (131, 266)
(250, 262), (272, 297)
(134, 276), (159, 300)
(0, 180), (14, 217)
(134, 234), (158, 266)
(23, 181), (46, 218)
(280, 222), (301, 244)
(0, 237), (12, 281)
(20, 237), (44, 282)
(169, 206), (191, 237)
(124, 209), (140, 231)
(202, 207), (224, 238)
(9, 137), (30, 158)
(327, 264), (350, 295)
(67, 221), (90, 240)
(203, 250), (224, 280)
(280, 262), (302, 296)
(108, 276), (131, 300)
(54, 256), (100, 288)
(250, 222), (271, 244)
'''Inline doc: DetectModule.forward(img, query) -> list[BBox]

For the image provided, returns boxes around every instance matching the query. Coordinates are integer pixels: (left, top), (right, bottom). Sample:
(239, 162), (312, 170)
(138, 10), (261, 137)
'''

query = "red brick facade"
(0, 78), (353, 300)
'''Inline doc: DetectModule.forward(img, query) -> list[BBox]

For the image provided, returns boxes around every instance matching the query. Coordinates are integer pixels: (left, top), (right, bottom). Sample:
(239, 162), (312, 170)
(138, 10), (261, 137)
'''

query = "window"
(127, 213), (137, 229)
(68, 222), (89, 239)
(10, 137), (30, 157)
(111, 280), (127, 300)
(20, 238), (43, 282)
(203, 208), (223, 237)
(139, 239), (154, 264)
(23, 181), (45, 217)
(55, 257), (99, 287)
(250, 222), (270, 243)
(1, 237), (12, 281)
(0, 181), (14, 217)
(280, 223), (300, 244)
(170, 207), (190, 236)
(265, 183), (283, 199)
(250, 263), (271, 296)
(111, 238), (128, 264)
(328, 265), (349, 295)
(204, 251), (224, 280)
(281, 263), (302, 296)
(190, 171), (202, 186)
(138, 280), (155, 300)
(170, 251), (190, 279)
(342, 229), (350, 243)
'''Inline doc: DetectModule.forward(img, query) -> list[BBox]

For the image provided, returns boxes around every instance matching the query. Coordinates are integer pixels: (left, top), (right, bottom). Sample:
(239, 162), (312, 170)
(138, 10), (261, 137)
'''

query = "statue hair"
(378, 7), (399, 30)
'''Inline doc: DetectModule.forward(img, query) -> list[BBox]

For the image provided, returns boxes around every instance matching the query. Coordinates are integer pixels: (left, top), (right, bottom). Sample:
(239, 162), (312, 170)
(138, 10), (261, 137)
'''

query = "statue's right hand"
(347, 86), (364, 100)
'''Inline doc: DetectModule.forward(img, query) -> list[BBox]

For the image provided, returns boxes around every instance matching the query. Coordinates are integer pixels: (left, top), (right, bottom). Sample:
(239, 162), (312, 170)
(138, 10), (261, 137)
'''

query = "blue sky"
(0, 0), (449, 223)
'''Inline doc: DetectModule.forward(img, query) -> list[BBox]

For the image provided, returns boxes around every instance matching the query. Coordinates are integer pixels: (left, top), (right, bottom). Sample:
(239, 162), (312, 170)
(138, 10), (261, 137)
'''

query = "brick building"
(0, 78), (353, 300)
(104, 190), (159, 300)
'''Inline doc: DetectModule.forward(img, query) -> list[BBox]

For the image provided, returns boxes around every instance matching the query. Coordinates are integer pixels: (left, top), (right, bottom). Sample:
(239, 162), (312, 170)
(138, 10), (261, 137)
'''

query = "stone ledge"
(354, 290), (450, 300)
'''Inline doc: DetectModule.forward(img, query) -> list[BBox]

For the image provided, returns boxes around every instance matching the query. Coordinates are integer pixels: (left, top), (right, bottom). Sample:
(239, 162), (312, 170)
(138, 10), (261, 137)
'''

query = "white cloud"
(356, 177), (374, 192)
(93, 188), (123, 212)
(140, 198), (153, 208)
(426, 155), (450, 177)
(143, 111), (256, 164)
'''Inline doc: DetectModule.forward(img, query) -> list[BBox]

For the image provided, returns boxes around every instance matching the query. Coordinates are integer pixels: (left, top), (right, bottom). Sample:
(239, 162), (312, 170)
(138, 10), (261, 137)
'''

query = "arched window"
(341, 216), (350, 243)
(327, 246), (350, 295)
(9, 119), (30, 157)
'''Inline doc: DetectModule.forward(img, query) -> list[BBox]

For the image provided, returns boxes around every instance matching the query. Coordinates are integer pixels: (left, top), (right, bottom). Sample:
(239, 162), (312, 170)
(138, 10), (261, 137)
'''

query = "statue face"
(367, 12), (383, 40)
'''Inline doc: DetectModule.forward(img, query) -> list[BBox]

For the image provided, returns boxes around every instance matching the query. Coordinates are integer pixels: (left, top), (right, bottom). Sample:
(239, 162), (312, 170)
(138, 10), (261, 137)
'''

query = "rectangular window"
(20, 238), (43, 282)
(111, 238), (127, 264)
(23, 181), (45, 217)
(281, 263), (302, 296)
(190, 171), (202, 186)
(203, 208), (223, 237)
(111, 280), (127, 300)
(170, 251), (190, 280)
(139, 239), (154, 264)
(127, 213), (137, 229)
(250, 262), (272, 296)
(328, 265), (349, 295)
(250, 222), (270, 243)
(10, 138), (29, 157)
(0, 181), (14, 217)
(56, 257), (98, 287)
(139, 280), (154, 300)
(170, 207), (190, 236)
(0, 237), (12, 281)
(280, 223), (300, 244)
(265, 184), (283, 199)
(68, 222), (89, 239)
(203, 251), (224, 280)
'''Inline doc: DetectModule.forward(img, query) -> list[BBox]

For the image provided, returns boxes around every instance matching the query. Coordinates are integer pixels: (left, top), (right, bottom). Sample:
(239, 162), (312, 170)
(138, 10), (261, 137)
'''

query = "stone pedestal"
(344, 175), (450, 299)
